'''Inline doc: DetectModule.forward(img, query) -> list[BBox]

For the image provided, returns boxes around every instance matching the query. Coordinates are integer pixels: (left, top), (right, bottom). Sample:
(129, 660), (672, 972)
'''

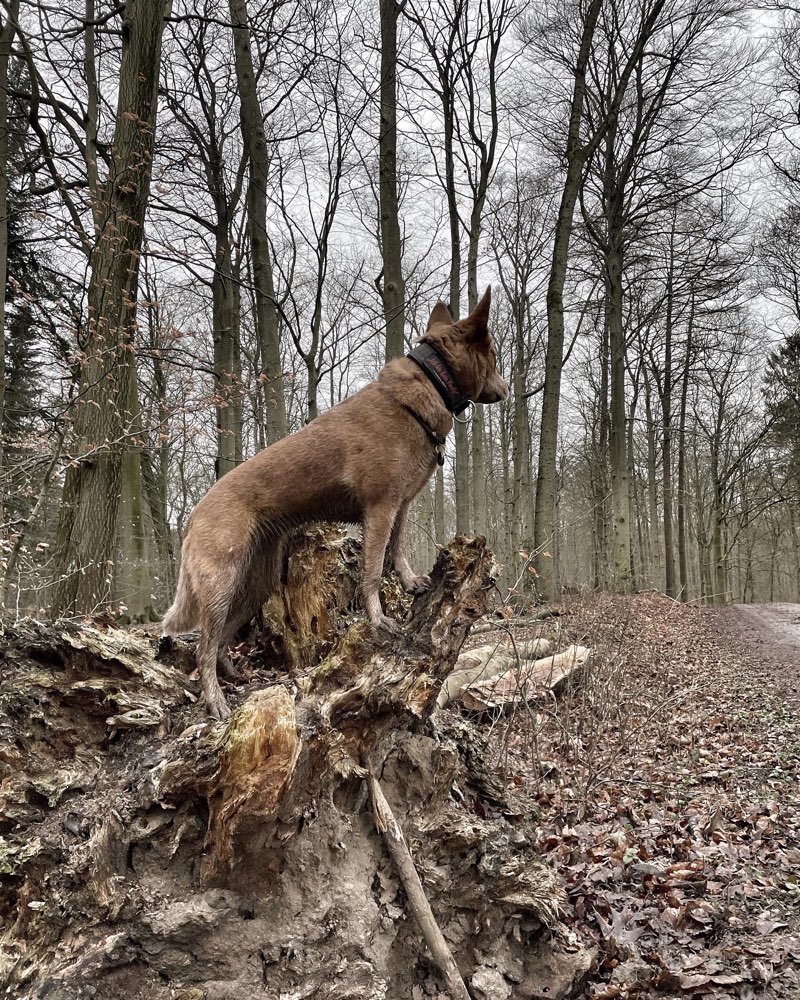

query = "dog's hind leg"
(201, 595), (259, 718)
(390, 500), (432, 595)
(193, 558), (243, 720)
(362, 502), (400, 633)
(214, 589), (262, 683)
(197, 613), (231, 721)
(217, 648), (238, 680)
(203, 537), (286, 711)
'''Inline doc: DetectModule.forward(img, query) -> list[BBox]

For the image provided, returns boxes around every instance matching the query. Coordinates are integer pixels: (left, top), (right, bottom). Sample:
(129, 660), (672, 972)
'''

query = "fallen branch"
(437, 638), (552, 707)
(460, 645), (592, 712)
(470, 608), (562, 635)
(368, 772), (472, 1000)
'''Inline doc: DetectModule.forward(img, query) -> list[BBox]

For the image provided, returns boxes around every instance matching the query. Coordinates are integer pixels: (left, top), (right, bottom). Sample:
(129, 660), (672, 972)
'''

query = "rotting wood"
(0, 535), (571, 999)
(459, 644), (591, 712)
(159, 533), (498, 878)
(254, 525), (411, 672)
(437, 637), (553, 707)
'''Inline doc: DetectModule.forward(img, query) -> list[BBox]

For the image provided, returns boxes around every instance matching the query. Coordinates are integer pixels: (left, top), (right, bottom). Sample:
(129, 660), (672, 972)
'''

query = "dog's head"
(421, 286), (509, 405)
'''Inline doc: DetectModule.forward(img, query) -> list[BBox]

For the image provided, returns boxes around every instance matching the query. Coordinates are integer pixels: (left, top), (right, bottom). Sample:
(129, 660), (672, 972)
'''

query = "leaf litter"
(466, 593), (800, 999)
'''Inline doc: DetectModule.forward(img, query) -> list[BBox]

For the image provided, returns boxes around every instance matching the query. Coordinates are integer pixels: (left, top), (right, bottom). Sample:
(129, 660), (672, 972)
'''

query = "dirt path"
(712, 602), (800, 705)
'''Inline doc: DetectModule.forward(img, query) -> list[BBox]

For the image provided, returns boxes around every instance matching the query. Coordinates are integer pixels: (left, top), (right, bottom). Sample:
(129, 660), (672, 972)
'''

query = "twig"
(367, 772), (471, 1000)
(471, 609), (561, 635)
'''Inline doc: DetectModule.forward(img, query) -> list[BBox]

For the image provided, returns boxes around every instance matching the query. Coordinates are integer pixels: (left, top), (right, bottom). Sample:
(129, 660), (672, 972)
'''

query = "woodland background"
(1, 0), (799, 622)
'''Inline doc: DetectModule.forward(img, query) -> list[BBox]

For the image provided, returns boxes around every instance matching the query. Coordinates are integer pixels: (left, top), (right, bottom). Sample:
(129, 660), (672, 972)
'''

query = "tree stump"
(0, 534), (583, 1000)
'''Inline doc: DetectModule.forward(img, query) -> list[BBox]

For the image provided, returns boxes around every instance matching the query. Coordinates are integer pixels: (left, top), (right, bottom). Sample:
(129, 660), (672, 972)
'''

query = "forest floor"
(3, 576), (798, 1000)
(476, 592), (800, 999)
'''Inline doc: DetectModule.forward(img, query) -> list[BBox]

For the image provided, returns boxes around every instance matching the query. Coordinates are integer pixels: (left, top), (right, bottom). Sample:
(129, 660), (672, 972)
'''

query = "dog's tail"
(161, 564), (198, 636)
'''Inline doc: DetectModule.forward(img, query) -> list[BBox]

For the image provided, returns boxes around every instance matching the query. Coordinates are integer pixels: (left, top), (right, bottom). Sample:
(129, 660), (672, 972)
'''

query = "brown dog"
(162, 287), (509, 718)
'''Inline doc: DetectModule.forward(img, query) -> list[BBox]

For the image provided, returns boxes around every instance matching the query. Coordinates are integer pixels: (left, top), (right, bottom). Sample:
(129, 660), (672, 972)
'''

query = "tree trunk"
(628, 379), (642, 589)
(434, 463), (445, 541)
(471, 409), (487, 536)
(711, 471), (726, 605)
(676, 302), (694, 601)
(212, 232), (243, 477)
(141, 290), (175, 593)
(511, 317), (531, 572)
(789, 504), (800, 603)
(50, 0), (167, 616)
(466, 194), (490, 540)
(379, 0), (405, 362)
(229, 0), (287, 444)
(593, 315), (610, 590)
(607, 240), (630, 592)
(643, 367), (660, 588)
(443, 101), (470, 535)
(533, 0), (603, 600)
(0, 0), (19, 520)
(117, 366), (157, 622)
(662, 249), (676, 598)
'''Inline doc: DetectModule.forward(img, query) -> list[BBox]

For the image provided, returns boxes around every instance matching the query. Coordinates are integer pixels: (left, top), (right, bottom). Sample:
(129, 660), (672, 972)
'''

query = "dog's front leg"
(363, 503), (401, 633)
(390, 501), (431, 595)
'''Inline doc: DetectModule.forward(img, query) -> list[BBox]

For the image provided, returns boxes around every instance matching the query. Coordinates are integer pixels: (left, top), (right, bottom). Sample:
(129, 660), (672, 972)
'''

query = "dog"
(162, 286), (509, 719)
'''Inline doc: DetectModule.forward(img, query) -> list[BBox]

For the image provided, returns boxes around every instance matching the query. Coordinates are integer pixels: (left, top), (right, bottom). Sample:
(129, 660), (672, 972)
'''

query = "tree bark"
(444, 96), (471, 535)
(141, 282), (175, 592)
(0, 0), (19, 520)
(379, 0), (405, 363)
(50, 0), (167, 616)
(434, 462), (445, 541)
(592, 313), (610, 590)
(229, 0), (287, 444)
(605, 210), (631, 592)
(662, 240), (676, 597)
(643, 366), (660, 587)
(212, 237), (243, 477)
(628, 373), (642, 589)
(789, 504), (800, 603)
(117, 366), (157, 622)
(511, 310), (531, 563)
(676, 299), (694, 601)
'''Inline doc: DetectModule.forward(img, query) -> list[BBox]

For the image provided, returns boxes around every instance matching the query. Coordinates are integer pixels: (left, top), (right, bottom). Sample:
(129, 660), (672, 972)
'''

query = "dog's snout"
(488, 375), (509, 402)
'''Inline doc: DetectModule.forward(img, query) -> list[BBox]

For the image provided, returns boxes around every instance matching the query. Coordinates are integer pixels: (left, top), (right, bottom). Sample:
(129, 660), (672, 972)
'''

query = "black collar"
(407, 342), (470, 415)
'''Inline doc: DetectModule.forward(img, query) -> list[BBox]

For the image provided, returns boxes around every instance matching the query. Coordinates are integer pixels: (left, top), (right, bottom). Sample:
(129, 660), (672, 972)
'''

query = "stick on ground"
(368, 772), (472, 1000)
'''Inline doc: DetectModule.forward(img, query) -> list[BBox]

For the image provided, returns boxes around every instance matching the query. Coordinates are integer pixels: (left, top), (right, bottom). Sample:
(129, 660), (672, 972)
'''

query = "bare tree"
(526, 0), (667, 598)
(45, 0), (168, 615)
(0, 0), (18, 516)
(229, 0), (290, 443)
(379, 0), (405, 361)
(158, 2), (248, 477)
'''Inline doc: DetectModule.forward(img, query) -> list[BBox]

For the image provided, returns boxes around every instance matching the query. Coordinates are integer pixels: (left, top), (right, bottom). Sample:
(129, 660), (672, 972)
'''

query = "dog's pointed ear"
(470, 285), (492, 328)
(460, 285), (492, 344)
(426, 301), (454, 331)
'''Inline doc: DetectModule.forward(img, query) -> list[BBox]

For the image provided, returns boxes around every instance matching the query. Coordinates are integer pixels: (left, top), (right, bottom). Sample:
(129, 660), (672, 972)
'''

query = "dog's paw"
(205, 684), (232, 722)
(404, 574), (432, 595)
(372, 613), (402, 636)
